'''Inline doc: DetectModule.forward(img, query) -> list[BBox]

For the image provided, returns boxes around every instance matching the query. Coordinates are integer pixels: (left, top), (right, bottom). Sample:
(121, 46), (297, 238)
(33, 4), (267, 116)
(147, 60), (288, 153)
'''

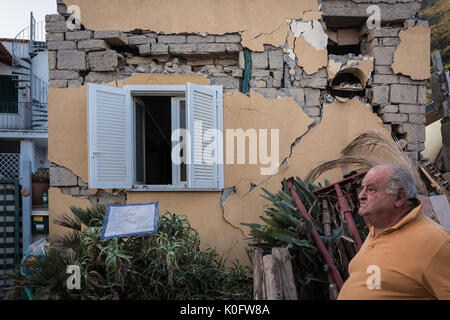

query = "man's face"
(358, 167), (397, 224)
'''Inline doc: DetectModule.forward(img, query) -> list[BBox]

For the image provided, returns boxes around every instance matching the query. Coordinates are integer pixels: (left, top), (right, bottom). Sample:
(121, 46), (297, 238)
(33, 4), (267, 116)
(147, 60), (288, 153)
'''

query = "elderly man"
(338, 163), (450, 299)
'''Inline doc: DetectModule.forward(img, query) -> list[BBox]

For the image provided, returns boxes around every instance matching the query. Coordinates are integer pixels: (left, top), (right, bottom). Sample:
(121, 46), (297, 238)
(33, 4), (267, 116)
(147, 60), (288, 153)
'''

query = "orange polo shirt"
(338, 203), (450, 300)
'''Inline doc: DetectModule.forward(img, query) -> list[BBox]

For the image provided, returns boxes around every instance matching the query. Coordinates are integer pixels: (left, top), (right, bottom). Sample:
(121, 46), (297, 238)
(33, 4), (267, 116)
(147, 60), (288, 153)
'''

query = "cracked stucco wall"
(48, 74), (389, 264)
(47, 0), (431, 264)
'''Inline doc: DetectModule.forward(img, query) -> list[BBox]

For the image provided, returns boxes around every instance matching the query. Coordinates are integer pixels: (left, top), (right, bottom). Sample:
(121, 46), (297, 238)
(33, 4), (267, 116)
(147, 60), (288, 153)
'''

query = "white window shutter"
(186, 83), (221, 189)
(88, 83), (132, 189)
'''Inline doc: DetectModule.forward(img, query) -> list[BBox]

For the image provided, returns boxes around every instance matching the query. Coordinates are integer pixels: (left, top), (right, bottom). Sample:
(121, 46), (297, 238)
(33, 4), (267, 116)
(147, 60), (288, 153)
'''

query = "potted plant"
(32, 167), (49, 207)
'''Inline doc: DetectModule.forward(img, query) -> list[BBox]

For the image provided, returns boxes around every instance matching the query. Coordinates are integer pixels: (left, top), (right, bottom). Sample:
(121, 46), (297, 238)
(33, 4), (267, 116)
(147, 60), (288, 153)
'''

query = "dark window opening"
(327, 44), (361, 55)
(135, 96), (173, 185)
(0, 75), (18, 113)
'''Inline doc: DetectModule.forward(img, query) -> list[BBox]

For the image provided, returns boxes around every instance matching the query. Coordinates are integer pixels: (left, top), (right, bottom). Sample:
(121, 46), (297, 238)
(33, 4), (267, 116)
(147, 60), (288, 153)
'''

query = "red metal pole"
(334, 183), (363, 251)
(286, 179), (344, 290)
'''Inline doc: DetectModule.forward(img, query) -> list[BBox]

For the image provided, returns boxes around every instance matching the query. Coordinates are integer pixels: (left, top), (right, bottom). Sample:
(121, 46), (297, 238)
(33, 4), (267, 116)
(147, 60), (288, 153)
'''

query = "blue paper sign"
(100, 202), (159, 240)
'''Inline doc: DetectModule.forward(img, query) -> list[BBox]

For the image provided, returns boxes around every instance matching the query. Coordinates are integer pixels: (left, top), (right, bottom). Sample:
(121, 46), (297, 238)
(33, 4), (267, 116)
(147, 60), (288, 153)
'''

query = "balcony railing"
(0, 101), (47, 130)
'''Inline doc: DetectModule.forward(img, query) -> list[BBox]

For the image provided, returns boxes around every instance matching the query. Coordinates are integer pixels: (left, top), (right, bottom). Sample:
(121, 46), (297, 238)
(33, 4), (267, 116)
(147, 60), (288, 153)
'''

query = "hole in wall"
(329, 69), (364, 101)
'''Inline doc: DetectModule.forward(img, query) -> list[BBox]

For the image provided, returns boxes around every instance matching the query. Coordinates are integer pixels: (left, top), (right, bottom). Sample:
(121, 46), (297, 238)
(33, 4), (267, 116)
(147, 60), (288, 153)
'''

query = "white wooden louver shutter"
(186, 83), (219, 189)
(88, 83), (132, 189)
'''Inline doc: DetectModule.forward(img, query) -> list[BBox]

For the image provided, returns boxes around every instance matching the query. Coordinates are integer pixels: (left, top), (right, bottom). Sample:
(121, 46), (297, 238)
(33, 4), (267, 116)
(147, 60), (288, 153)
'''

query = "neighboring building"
(0, 13), (49, 276)
(47, 0), (431, 264)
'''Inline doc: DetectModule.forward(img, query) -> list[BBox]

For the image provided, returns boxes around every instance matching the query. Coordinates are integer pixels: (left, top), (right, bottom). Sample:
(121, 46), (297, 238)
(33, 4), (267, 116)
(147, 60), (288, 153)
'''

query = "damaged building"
(47, 0), (433, 263)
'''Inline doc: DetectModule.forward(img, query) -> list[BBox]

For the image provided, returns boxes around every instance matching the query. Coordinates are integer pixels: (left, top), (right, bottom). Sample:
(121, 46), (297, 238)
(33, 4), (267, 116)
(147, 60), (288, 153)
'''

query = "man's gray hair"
(374, 164), (418, 206)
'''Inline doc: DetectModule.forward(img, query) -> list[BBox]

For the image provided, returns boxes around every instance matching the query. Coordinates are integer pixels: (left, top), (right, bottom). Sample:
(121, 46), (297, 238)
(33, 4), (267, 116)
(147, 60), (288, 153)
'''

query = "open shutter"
(186, 83), (220, 189)
(88, 83), (132, 189)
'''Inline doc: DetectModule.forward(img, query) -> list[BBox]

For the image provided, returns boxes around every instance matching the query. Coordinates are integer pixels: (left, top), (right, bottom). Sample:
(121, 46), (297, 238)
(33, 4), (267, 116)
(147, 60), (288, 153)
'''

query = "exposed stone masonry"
(47, 1), (430, 195)
(360, 19), (429, 162)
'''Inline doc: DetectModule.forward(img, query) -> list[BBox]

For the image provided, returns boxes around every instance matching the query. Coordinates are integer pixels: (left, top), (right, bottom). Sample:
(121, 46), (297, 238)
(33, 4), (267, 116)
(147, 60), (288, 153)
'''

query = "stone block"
(216, 58), (237, 66)
(268, 50), (284, 70)
(209, 76), (240, 89)
(272, 70), (283, 80)
(49, 80), (68, 88)
(45, 14), (65, 23)
(48, 51), (57, 70)
(125, 56), (153, 65)
(169, 44), (197, 54)
(374, 65), (394, 75)
(57, 50), (87, 70)
(186, 35), (215, 43)
(398, 75), (427, 85)
(381, 113), (408, 123)
(46, 32), (65, 42)
(227, 68), (241, 77)
(372, 46), (395, 66)
(408, 114), (426, 124)
(88, 50), (118, 71)
(181, 64), (192, 73)
(370, 28), (400, 40)
(382, 37), (400, 46)
(46, 21), (67, 33)
(399, 104), (424, 114)
(187, 58), (214, 66)
(94, 30), (128, 46)
(305, 88), (320, 107)
(65, 31), (93, 41)
(84, 72), (123, 83)
(197, 43), (226, 54)
(303, 107), (320, 117)
(371, 86), (390, 105)
(390, 84), (417, 104)
(300, 76), (327, 89)
(215, 34), (241, 43)
(252, 69), (271, 77)
(151, 43), (169, 55)
(128, 35), (156, 46)
(373, 75), (398, 84)
(239, 51), (245, 69)
(276, 88), (305, 106)
(47, 40), (76, 50)
(252, 51), (268, 69)
(139, 44), (152, 56)
(418, 86), (427, 105)
(68, 79), (83, 87)
(272, 79), (282, 88)
(225, 43), (241, 53)
(158, 35), (186, 43)
(50, 166), (79, 186)
(251, 79), (266, 88)
(250, 88), (277, 99)
(380, 105), (398, 113)
(402, 124), (426, 143)
(78, 39), (110, 51)
(49, 70), (79, 80)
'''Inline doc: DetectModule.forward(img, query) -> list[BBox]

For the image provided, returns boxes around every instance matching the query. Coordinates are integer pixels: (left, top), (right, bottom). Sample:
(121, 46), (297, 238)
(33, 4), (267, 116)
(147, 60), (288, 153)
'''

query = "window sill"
(127, 185), (222, 192)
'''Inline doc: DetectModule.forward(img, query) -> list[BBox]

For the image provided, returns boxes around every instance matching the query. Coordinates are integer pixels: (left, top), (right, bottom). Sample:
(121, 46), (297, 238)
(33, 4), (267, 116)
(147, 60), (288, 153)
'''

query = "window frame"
(123, 84), (223, 192)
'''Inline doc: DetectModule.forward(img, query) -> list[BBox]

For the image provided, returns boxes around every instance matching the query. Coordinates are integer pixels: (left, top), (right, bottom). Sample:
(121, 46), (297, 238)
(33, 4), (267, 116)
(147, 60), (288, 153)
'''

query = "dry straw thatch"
(305, 130), (427, 194)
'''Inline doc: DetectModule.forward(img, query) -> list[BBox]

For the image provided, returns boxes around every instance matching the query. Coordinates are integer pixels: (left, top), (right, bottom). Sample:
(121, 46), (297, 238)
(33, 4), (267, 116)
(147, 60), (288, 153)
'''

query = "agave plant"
(3, 206), (252, 300)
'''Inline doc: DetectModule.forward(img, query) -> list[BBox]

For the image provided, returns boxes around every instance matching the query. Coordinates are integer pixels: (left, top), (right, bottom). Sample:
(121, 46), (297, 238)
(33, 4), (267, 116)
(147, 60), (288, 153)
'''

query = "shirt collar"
(369, 201), (423, 237)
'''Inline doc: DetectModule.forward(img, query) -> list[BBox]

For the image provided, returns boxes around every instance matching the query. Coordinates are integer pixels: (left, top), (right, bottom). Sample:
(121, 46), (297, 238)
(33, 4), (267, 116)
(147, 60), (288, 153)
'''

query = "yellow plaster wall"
(48, 73), (390, 264)
(392, 25), (431, 80)
(64, 0), (319, 52)
(49, 187), (92, 238)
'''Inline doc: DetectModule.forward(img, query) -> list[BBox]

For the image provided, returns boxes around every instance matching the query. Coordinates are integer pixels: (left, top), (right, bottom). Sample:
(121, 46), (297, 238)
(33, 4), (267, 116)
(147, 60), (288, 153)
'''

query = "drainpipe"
(241, 48), (252, 94)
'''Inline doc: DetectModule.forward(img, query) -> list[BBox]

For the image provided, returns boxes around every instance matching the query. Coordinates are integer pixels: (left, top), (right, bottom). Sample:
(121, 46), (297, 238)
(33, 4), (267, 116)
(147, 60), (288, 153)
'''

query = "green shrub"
(3, 206), (252, 300)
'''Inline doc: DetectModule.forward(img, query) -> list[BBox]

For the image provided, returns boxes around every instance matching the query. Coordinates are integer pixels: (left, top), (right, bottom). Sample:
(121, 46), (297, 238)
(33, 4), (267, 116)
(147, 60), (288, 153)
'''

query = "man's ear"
(394, 189), (407, 208)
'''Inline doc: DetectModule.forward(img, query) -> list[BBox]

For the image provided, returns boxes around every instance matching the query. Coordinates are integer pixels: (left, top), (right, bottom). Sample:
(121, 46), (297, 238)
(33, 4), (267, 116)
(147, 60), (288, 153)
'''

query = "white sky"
(0, 0), (57, 39)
